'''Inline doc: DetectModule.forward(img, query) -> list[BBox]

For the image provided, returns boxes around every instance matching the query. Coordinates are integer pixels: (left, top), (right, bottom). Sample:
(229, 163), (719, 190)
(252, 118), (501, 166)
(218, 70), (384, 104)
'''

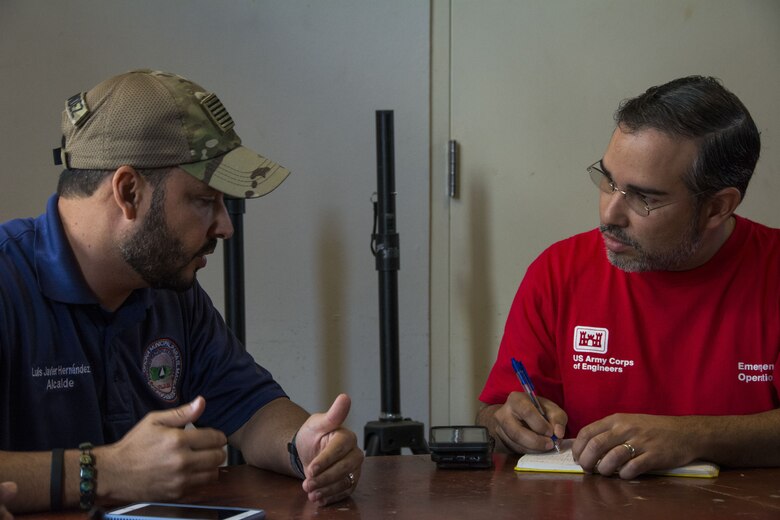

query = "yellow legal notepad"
(515, 439), (719, 478)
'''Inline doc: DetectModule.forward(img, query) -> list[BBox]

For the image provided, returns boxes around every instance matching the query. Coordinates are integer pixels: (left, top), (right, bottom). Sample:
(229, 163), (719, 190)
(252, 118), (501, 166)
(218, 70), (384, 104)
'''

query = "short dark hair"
(57, 167), (172, 198)
(615, 76), (760, 200)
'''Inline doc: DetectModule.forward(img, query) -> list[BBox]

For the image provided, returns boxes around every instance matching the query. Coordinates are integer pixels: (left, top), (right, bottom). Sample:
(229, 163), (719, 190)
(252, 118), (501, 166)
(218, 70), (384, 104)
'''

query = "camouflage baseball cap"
(53, 69), (290, 198)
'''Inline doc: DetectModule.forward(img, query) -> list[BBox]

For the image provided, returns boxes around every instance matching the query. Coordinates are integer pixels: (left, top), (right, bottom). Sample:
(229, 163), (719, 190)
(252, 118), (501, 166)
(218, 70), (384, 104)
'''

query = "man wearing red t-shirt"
(477, 76), (780, 478)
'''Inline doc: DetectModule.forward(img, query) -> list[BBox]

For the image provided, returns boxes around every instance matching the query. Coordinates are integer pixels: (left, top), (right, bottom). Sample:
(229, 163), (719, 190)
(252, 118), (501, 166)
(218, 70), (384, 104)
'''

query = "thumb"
(153, 396), (206, 428)
(310, 394), (351, 434)
(0, 481), (17, 502)
(324, 393), (351, 429)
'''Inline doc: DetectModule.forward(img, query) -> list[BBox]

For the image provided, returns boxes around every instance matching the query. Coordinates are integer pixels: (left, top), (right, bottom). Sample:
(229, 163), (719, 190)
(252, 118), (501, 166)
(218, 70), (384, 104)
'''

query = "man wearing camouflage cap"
(0, 69), (363, 512)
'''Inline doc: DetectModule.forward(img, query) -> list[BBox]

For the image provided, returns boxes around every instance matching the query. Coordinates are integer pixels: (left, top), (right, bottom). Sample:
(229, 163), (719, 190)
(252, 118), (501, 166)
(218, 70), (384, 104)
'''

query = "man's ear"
(111, 165), (143, 220)
(701, 186), (742, 231)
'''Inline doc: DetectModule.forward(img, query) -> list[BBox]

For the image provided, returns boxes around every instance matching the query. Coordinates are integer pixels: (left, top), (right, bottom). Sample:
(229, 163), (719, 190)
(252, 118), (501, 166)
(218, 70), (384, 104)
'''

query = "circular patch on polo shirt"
(143, 338), (182, 402)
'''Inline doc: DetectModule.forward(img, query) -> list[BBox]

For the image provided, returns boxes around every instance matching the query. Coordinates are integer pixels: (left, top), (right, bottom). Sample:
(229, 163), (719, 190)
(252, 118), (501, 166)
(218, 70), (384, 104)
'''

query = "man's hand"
(294, 394), (364, 506)
(572, 413), (698, 479)
(99, 396), (227, 503)
(477, 393), (567, 454)
(0, 481), (17, 520)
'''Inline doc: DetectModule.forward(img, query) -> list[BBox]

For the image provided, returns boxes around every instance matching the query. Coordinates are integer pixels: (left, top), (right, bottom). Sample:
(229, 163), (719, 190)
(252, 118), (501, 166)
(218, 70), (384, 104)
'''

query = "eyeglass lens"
(587, 163), (649, 216)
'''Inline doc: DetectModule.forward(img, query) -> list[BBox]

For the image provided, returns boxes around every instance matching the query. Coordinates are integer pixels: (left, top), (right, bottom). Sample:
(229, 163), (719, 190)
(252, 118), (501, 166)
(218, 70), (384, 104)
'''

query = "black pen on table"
(511, 357), (561, 453)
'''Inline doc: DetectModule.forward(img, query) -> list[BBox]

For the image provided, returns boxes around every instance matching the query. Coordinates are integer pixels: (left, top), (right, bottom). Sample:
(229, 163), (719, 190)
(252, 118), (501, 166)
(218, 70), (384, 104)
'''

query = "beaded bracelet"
(79, 442), (96, 510)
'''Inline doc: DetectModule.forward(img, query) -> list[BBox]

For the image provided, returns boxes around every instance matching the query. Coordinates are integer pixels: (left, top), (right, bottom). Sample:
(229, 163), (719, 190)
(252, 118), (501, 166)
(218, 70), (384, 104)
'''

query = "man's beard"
(120, 189), (217, 291)
(601, 216), (702, 272)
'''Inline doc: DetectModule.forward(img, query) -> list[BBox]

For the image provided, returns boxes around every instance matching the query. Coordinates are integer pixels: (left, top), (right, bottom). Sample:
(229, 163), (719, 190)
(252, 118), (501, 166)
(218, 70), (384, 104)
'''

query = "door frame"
(430, 0), (453, 427)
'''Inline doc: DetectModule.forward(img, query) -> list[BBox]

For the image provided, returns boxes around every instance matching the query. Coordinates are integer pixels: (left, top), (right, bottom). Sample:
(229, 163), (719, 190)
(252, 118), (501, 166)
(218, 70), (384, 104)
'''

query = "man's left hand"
(572, 413), (698, 479)
(295, 394), (364, 506)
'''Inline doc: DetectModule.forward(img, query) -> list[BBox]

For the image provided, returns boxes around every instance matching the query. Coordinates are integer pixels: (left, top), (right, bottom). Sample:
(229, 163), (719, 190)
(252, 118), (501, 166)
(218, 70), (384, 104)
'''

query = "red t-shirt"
(479, 215), (780, 437)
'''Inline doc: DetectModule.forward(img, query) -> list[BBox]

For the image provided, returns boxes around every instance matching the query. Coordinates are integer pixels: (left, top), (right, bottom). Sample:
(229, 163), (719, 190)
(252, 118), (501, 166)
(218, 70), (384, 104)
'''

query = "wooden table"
(19, 454), (780, 519)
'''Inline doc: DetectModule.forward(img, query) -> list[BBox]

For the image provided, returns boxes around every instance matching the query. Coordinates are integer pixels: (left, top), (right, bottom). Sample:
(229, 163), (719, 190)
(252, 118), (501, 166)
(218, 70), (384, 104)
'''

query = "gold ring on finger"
(622, 443), (636, 459)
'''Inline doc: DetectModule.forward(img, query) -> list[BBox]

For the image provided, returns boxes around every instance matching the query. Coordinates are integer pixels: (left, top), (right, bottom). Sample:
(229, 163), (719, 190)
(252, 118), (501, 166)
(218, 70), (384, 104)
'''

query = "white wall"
(0, 1), (431, 446)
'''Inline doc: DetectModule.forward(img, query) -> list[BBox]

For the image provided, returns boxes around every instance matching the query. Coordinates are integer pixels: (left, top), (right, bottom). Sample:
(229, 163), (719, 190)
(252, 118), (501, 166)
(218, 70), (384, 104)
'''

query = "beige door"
(431, 0), (780, 426)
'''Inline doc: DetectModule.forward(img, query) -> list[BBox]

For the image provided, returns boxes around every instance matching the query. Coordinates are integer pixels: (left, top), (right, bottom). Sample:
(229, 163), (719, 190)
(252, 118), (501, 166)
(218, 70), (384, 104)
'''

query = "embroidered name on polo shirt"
(31, 363), (92, 391)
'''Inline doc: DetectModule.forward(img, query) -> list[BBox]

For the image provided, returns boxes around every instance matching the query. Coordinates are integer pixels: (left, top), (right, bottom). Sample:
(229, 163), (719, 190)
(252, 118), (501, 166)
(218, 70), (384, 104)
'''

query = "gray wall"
(0, 1), (431, 445)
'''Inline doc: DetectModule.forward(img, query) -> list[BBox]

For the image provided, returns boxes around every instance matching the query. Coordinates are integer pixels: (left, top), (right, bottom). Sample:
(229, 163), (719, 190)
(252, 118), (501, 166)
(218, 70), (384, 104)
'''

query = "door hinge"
(448, 139), (458, 198)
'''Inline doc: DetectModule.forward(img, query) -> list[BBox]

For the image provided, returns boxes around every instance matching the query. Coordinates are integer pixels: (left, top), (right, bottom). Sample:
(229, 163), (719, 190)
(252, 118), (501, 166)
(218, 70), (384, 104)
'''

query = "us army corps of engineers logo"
(572, 326), (634, 373)
(573, 326), (608, 354)
(143, 338), (182, 402)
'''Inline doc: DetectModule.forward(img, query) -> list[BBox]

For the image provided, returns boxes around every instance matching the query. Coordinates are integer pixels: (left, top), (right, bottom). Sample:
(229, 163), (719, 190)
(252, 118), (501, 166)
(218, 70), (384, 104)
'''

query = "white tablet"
(105, 502), (265, 520)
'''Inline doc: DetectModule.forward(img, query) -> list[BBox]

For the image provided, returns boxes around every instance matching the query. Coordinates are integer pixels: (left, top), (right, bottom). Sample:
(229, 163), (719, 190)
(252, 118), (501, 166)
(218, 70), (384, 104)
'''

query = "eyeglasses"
(587, 160), (681, 217)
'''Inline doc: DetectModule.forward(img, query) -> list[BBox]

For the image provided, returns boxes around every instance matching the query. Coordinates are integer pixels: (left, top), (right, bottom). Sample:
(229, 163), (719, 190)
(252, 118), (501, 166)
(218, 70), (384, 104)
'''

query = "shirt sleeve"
(182, 284), (288, 436)
(479, 248), (564, 408)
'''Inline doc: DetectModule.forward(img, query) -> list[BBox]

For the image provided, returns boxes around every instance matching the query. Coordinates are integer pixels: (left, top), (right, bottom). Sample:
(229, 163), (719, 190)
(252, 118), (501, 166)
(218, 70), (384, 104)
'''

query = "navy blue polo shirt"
(0, 195), (287, 450)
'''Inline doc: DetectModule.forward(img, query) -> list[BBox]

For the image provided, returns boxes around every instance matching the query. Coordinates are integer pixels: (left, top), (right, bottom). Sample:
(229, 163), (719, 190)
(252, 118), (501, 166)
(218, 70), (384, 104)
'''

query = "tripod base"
(364, 419), (430, 456)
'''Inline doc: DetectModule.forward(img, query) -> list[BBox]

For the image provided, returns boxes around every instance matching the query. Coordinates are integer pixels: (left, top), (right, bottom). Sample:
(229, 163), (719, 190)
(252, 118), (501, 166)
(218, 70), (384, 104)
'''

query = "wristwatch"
(287, 430), (306, 479)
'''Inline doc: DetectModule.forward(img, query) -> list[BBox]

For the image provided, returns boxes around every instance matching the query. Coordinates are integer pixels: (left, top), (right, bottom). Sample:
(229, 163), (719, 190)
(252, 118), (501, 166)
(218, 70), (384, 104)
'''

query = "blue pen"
(511, 358), (561, 453)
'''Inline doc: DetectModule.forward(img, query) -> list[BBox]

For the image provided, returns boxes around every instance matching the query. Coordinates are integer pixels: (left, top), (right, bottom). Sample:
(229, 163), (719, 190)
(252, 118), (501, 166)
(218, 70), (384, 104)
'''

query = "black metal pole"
(224, 197), (246, 465)
(364, 110), (428, 456)
(375, 110), (401, 419)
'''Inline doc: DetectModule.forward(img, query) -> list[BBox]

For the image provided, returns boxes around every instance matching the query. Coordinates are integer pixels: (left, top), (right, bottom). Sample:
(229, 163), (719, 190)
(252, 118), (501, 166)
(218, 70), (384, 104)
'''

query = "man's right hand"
(476, 393), (567, 454)
(98, 396), (227, 503)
